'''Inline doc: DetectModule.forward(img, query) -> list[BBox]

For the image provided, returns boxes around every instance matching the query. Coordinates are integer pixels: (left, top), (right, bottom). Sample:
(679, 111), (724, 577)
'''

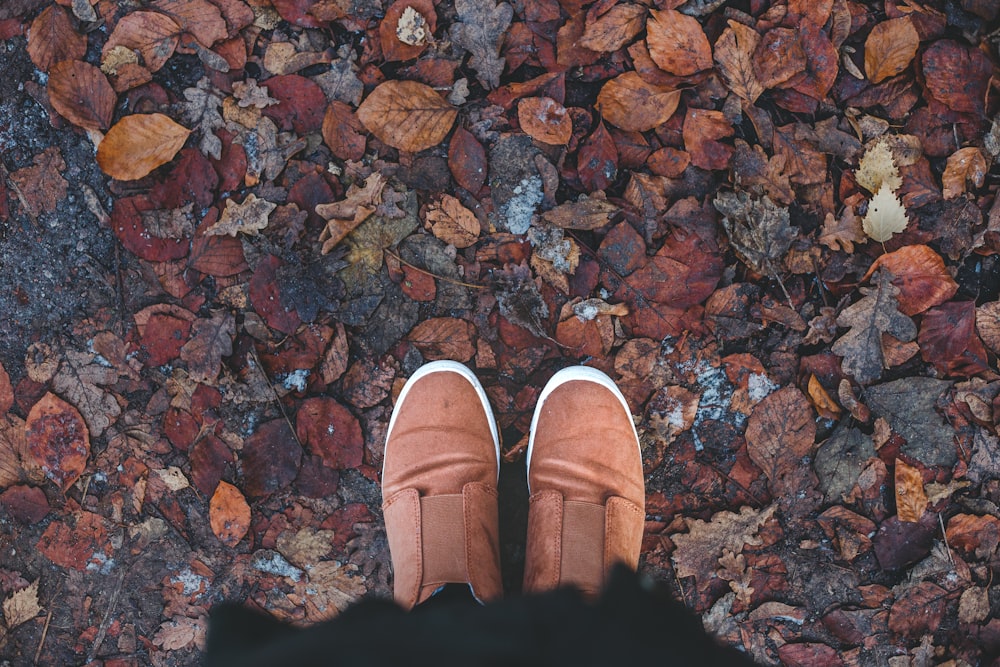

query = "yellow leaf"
(2, 581), (42, 629)
(96, 114), (191, 181)
(863, 184), (908, 243)
(856, 139), (901, 193)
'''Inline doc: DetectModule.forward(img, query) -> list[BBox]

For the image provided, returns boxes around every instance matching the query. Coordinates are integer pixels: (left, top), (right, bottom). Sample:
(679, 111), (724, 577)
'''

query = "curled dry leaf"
(449, 0), (513, 90)
(646, 9), (712, 76)
(25, 393), (90, 491)
(103, 11), (182, 73)
(894, 459), (927, 523)
(862, 184), (908, 243)
(864, 17), (919, 84)
(714, 19), (763, 103)
(426, 194), (480, 248)
(96, 114), (192, 181)
(205, 193), (276, 236)
(209, 480), (251, 547)
(596, 71), (680, 132)
(942, 147), (987, 200)
(864, 245), (958, 316)
(47, 60), (116, 132)
(356, 80), (457, 153)
(518, 97), (572, 145)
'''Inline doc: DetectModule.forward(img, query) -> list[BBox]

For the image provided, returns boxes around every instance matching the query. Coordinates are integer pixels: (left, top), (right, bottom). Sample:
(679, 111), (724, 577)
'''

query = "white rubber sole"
(526, 366), (640, 492)
(383, 360), (501, 482)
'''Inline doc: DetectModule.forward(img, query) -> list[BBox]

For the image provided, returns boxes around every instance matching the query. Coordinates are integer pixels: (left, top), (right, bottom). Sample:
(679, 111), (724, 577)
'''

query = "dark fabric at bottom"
(204, 566), (759, 667)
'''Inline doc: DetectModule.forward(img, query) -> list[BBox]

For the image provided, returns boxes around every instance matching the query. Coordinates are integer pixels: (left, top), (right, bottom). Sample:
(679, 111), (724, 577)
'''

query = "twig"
(939, 513), (955, 565)
(384, 249), (487, 290)
(32, 608), (53, 666)
(87, 569), (126, 662)
(248, 346), (303, 450)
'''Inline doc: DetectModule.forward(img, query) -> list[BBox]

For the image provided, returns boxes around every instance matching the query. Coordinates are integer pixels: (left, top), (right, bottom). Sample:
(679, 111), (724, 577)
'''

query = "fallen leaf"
(47, 60), (116, 132)
(426, 195), (480, 248)
(922, 40), (992, 115)
(205, 193), (276, 236)
(714, 189), (795, 278)
(577, 121), (618, 191)
(448, 126), (487, 193)
(103, 11), (182, 73)
(356, 80), (457, 153)
(518, 97), (572, 145)
(977, 301), (1000, 354)
(754, 27), (806, 90)
(866, 377), (955, 467)
(10, 147), (68, 217)
(408, 317), (476, 361)
(0, 362), (11, 416)
(864, 245), (958, 316)
(242, 419), (302, 497)
(25, 393), (90, 491)
(322, 101), (366, 162)
(671, 504), (778, 589)
(958, 587), (990, 624)
(683, 108), (734, 171)
(714, 19), (764, 103)
(183, 76), (225, 160)
(295, 397), (363, 469)
(864, 17), (919, 83)
(36, 511), (110, 571)
(814, 425), (875, 502)
(2, 580), (41, 629)
(299, 561), (366, 621)
(856, 139), (902, 193)
(180, 310), (235, 383)
(831, 270), (916, 385)
(596, 71), (680, 132)
(542, 197), (619, 231)
(449, 0), (513, 89)
(646, 9), (712, 76)
(152, 616), (207, 651)
(97, 114), (191, 181)
(942, 147), (987, 200)
(277, 527), (335, 567)
(381, 0), (435, 61)
(317, 173), (387, 253)
(888, 581), (948, 636)
(862, 184), (908, 243)
(578, 3), (645, 54)
(819, 209), (865, 253)
(745, 386), (817, 497)
(894, 459), (927, 523)
(918, 301), (991, 378)
(209, 480), (251, 547)
(151, 0), (227, 47)
(27, 4), (87, 71)
(807, 374), (841, 420)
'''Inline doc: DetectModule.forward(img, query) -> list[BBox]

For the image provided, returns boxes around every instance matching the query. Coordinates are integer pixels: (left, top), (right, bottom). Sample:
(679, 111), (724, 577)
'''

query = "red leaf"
(577, 121), (617, 191)
(448, 126), (487, 194)
(36, 511), (110, 571)
(25, 393), (90, 491)
(295, 397), (364, 469)
(262, 75), (328, 134)
(111, 196), (191, 262)
(0, 485), (49, 524)
(919, 301), (992, 377)
(242, 419), (302, 497)
(922, 39), (992, 115)
(248, 254), (302, 335)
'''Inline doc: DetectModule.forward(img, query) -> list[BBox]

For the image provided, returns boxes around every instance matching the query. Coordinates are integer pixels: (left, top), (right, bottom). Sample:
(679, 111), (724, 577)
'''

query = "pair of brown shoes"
(381, 361), (645, 609)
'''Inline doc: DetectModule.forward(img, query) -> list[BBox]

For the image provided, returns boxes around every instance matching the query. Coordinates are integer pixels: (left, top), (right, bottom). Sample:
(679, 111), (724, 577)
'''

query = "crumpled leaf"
(671, 504), (778, 589)
(2, 580), (41, 629)
(317, 173), (388, 254)
(142, 203), (196, 239)
(180, 310), (235, 383)
(831, 270), (917, 385)
(183, 76), (225, 160)
(97, 114), (191, 181)
(714, 190), (795, 277)
(356, 81), (457, 153)
(942, 147), (987, 200)
(449, 0), (513, 90)
(152, 616), (207, 651)
(866, 377), (956, 467)
(863, 184), (908, 243)
(894, 458), (927, 523)
(102, 11), (181, 73)
(856, 139), (902, 194)
(205, 194), (276, 237)
(714, 19), (764, 103)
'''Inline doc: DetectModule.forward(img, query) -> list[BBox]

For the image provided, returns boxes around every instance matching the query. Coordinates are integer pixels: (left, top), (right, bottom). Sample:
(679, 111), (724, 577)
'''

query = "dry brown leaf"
(205, 194), (276, 236)
(426, 195), (480, 248)
(819, 209), (866, 253)
(958, 587), (990, 624)
(646, 9), (712, 76)
(894, 458), (927, 523)
(209, 480), (251, 547)
(745, 386), (817, 497)
(864, 16), (919, 84)
(2, 581), (41, 629)
(978, 301), (1000, 354)
(47, 60), (116, 132)
(356, 80), (457, 153)
(518, 97), (572, 145)
(152, 0), (228, 47)
(180, 310), (235, 383)
(103, 11), (182, 73)
(671, 504), (778, 588)
(317, 173), (387, 253)
(152, 616), (207, 651)
(864, 245), (958, 316)
(856, 139), (902, 194)
(0, 417), (36, 491)
(541, 197), (619, 230)
(713, 19), (763, 103)
(25, 393), (90, 492)
(595, 71), (680, 132)
(27, 5), (87, 71)
(277, 527), (335, 567)
(299, 561), (366, 622)
(578, 3), (646, 54)
(0, 361), (11, 416)
(408, 317), (476, 362)
(942, 147), (987, 200)
(449, 0), (512, 90)
(96, 114), (191, 181)
(807, 374), (841, 420)
(863, 184), (908, 243)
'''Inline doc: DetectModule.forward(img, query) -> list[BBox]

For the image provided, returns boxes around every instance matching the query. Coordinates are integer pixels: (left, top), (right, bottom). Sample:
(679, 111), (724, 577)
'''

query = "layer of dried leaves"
(2, 0), (1000, 664)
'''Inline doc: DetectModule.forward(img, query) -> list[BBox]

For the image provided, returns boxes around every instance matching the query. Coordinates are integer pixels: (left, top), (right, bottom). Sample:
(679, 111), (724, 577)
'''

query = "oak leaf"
(209, 481), (250, 547)
(25, 393), (90, 491)
(646, 9), (712, 76)
(671, 504), (777, 589)
(714, 19), (763, 103)
(864, 17), (919, 83)
(578, 3), (646, 54)
(205, 194), (276, 237)
(595, 72), (680, 132)
(942, 147), (987, 200)
(97, 114), (191, 181)
(182, 76), (225, 160)
(47, 60), (116, 132)
(356, 80), (457, 153)
(864, 245), (958, 316)
(714, 190), (795, 278)
(819, 209), (865, 253)
(449, 0), (513, 89)
(831, 270), (917, 385)
(518, 97), (572, 145)
(862, 184), (908, 243)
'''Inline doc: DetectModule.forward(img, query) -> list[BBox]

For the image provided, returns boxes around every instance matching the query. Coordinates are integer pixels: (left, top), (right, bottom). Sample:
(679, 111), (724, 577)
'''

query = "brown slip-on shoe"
(523, 366), (645, 597)
(381, 360), (502, 609)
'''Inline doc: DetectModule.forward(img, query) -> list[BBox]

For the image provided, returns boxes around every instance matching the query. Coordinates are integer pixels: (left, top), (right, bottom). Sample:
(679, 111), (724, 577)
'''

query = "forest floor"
(2, 0), (1000, 664)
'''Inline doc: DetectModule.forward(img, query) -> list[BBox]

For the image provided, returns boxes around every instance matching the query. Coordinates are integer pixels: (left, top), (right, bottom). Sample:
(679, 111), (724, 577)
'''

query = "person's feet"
(381, 361), (502, 609)
(523, 366), (645, 597)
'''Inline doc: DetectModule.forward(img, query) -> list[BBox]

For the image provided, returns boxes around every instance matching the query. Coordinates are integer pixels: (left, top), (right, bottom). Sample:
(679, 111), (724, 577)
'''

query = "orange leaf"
(578, 3), (646, 54)
(357, 80), (457, 153)
(426, 194), (481, 248)
(595, 71), (680, 132)
(25, 393), (90, 491)
(807, 374), (841, 420)
(96, 114), (191, 181)
(864, 245), (958, 316)
(894, 459), (927, 523)
(517, 96), (572, 145)
(48, 60), (116, 131)
(151, 0), (228, 47)
(714, 19), (763, 103)
(27, 5), (87, 71)
(646, 9), (712, 76)
(942, 147), (987, 200)
(864, 17), (919, 84)
(103, 11), (181, 73)
(408, 317), (476, 362)
(0, 361), (11, 416)
(209, 480), (251, 547)
(379, 0), (436, 62)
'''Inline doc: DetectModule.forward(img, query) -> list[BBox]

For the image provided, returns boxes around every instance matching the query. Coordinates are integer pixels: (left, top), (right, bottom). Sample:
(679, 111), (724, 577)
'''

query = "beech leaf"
(864, 17), (919, 84)
(714, 19), (764, 103)
(96, 114), (191, 181)
(646, 9), (712, 76)
(356, 80), (457, 153)
(596, 72), (680, 132)
(209, 481), (251, 547)
(862, 184), (908, 243)
(47, 60), (116, 132)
